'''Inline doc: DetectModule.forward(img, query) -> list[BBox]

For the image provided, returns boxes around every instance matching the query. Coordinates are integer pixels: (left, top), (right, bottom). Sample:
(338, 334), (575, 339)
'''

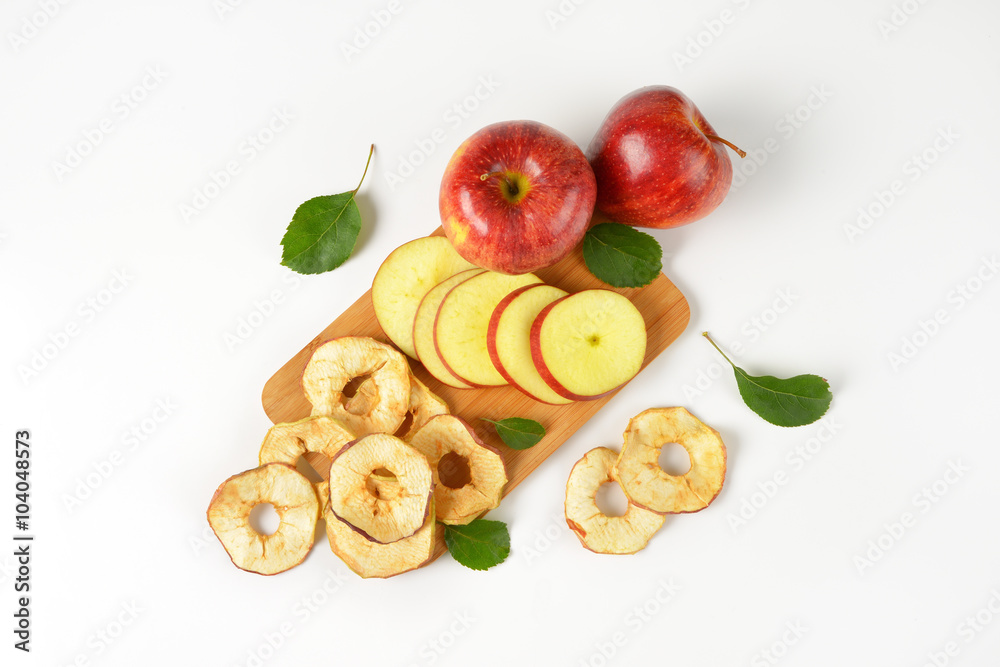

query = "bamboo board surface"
(261, 229), (689, 562)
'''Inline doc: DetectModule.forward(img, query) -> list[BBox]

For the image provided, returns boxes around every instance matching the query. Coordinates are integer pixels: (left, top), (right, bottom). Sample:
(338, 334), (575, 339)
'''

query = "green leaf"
(444, 519), (510, 571)
(482, 417), (545, 450)
(280, 145), (373, 275)
(704, 332), (832, 427)
(582, 222), (662, 288)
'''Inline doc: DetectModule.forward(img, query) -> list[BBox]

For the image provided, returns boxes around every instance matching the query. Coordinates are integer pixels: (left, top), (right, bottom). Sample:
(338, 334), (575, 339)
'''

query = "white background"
(3, 1), (1000, 665)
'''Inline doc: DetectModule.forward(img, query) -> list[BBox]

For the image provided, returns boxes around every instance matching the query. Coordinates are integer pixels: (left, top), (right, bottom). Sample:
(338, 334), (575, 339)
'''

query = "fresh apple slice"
(530, 289), (646, 400)
(487, 283), (572, 405)
(614, 407), (726, 514)
(407, 415), (507, 525)
(413, 269), (486, 389)
(372, 237), (477, 359)
(327, 433), (433, 544)
(565, 447), (665, 554)
(207, 462), (319, 575)
(434, 271), (542, 388)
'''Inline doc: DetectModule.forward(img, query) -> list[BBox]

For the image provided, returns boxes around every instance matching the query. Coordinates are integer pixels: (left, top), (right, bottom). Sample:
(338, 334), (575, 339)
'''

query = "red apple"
(439, 121), (597, 275)
(587, 86), (745, 229)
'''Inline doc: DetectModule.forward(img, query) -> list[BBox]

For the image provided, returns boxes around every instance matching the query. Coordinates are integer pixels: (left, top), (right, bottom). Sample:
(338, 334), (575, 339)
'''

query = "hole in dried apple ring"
(657, 442), (691, 476)
(594, 481), (629, 518)
(437, 451), (472, 489)
(393, 411), (415, 439)
(342, 373), (372, 399)
(249, 503), (280, 536)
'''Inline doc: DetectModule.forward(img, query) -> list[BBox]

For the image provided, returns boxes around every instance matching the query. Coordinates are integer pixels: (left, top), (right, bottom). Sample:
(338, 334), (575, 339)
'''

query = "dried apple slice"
(487, 283), (572, 405)
(614, 407), (726, 514)
(531, 289), (646, 400)
(372, 237), (477, 359)
(258, 415), (354, 467)
(207, 462), (319, 575)
(434, 270), (542, 387)
(407, 415), (507, 525)
(565, 447), (664, 554)
(398, 373), (450, 441)
(302, 336), (410, 437)
(327, 433), (433, 543)
(412, 268), (486, 389)
(324, 502), (442, 579)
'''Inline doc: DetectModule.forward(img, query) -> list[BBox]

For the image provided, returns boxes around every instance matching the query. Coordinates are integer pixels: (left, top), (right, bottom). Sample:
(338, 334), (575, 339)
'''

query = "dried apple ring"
(258, 416), (354, 467)
(398, 374), (450, 441)
(302, 337), (410, 437)
(614, 407), (726, 514)
(324, 502), (442, 579)
(565, 447), (664, 554)
(407, 415), (507, 525)
(207, 462), (319, 575)
(327, 433), (433, 543)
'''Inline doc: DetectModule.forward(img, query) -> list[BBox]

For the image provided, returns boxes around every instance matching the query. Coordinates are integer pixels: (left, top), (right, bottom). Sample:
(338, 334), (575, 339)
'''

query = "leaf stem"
(702, 331), (737, 369)
(353, 144), (375, 195)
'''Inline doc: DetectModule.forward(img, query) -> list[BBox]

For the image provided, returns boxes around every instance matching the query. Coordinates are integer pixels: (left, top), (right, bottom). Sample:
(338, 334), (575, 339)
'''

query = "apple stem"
(479, 171), (505, 182)
(353, 144), (375, 194)
(704, 135), (747, 159)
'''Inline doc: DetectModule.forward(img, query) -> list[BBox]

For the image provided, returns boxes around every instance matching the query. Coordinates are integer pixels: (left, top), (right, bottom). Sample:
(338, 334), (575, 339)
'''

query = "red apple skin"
(486, 283), (537, 387)
(485, 283), (569, 405)
(528, 295), (624, 402)
(440, 121), (597, 275)
(587, 86), (734, 229)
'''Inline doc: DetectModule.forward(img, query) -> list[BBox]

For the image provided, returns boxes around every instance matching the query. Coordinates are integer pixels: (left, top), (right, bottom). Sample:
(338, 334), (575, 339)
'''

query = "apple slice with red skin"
(412, 269), (486, 389)
(440, 120), (597, 275)
(434, 270), (542, 388)
(530, 289), (646, 401)
(587, 86), (745, 229)
(372, 236), (477, 360)
(487, 283), (572, 405)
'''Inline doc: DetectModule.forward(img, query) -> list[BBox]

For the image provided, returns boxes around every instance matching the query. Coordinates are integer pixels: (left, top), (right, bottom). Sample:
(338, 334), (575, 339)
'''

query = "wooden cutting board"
(261, 228), (689, 520)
